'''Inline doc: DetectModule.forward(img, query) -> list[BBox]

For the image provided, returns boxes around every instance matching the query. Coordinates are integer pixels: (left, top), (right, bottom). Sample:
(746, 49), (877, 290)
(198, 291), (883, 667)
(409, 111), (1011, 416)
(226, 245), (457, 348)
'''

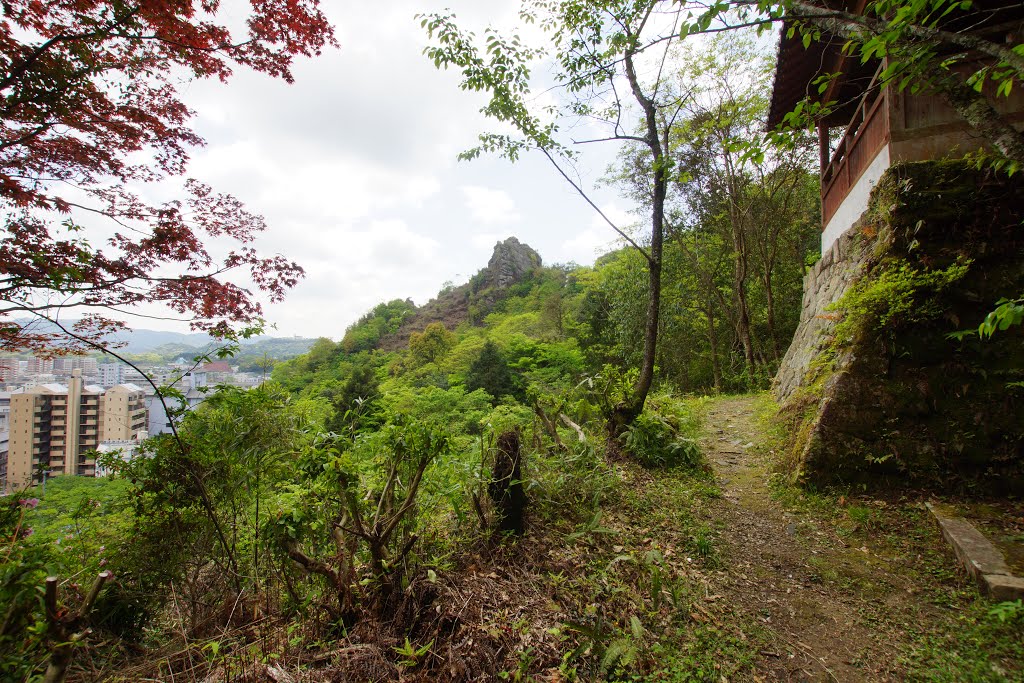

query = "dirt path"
(699, 395), (905, 682)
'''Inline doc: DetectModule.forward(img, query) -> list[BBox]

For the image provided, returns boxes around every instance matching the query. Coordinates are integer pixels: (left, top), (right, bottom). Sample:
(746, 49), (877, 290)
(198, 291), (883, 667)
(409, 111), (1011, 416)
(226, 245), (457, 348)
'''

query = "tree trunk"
(734, 266), (756, 376)
(612, 32), (666, 435)
(939, 75), (1024, 168)
(707, 302), (722, 391)
(728, 199), (756, 379)
(721, 144), (757, 382)
(764, 269), (781, 363)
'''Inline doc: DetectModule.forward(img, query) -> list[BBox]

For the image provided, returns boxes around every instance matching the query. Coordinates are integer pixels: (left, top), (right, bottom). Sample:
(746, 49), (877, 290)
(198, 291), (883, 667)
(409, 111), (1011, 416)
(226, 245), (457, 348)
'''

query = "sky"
(157, 0), (641, 340)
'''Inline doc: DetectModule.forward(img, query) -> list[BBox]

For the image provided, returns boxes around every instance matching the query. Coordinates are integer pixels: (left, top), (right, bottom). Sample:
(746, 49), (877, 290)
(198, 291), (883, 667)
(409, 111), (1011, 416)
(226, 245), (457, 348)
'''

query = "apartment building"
(0, 431), (8, 495)
(24, 357), (54, 375)
(98, 362), (125, 388)
(6, 370), (147, 488)
(102, 384), (148, 441)
(0, 393), (9, 493)
(52, 357), (98, 373)
(145, 370), (208, 435)
(0, 358), (19, 384)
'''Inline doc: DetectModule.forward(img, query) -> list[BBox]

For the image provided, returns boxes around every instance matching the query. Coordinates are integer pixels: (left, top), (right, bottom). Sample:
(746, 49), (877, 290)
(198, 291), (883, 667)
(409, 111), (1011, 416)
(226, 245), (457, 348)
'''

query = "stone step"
(926, 502), (1024, 601)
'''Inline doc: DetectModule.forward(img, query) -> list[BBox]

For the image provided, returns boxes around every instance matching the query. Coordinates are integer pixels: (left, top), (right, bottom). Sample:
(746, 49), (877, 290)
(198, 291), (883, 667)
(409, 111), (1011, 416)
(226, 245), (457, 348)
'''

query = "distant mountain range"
(12, 319), (318, 355)
(104, 328), (227, 353)
(106, 328), (317, 354)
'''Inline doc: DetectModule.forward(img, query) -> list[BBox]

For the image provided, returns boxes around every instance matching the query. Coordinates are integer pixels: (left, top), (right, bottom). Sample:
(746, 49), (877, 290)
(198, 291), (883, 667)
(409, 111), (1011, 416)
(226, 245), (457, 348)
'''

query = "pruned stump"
(488, 430), (525, 535)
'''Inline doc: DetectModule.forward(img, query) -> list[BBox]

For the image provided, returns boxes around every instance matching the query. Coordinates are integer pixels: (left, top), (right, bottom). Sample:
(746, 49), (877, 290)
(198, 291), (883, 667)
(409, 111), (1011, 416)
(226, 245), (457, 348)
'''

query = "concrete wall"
(775, 221), (869, 401)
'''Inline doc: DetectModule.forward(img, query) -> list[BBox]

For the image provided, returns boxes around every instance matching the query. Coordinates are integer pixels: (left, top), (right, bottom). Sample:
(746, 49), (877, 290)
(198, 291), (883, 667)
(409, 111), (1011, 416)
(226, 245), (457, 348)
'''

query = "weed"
(618, 394), (706, 469)
(643, 623), (760, 682)
(904, 598), (1024, 681)
(989, 599), (1024, 624)
(845, 504), (876, 532)
(499, 647), (536, 681)
(686, 527), (718, 566)
(394, 637), (433, 669)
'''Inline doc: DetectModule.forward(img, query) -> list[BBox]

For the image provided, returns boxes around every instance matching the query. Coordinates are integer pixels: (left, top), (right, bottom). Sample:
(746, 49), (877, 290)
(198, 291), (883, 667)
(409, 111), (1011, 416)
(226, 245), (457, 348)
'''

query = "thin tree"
(422, 0), (691, 432)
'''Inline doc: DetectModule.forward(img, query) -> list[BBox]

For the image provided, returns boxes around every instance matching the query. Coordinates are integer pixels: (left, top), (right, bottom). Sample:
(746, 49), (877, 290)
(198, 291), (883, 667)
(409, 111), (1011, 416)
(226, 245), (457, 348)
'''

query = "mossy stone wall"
(775, 160), (1024, 492)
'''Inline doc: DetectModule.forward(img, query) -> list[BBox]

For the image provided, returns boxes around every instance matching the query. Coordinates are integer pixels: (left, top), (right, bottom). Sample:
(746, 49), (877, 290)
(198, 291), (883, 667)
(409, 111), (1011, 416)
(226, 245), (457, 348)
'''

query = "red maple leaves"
(0, 0), (337, 353)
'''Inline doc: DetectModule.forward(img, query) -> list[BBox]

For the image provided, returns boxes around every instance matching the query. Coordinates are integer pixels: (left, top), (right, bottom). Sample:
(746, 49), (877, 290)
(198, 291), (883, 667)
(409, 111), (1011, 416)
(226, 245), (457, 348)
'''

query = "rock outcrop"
(487, 237), (542, 289)
(377, 237), (544, 351)
(775, 160), (1024, 492)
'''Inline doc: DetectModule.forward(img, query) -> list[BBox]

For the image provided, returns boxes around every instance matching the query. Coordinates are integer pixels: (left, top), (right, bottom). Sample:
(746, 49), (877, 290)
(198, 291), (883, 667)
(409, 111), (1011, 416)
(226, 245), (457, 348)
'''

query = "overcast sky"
(160, 0), (639, 340)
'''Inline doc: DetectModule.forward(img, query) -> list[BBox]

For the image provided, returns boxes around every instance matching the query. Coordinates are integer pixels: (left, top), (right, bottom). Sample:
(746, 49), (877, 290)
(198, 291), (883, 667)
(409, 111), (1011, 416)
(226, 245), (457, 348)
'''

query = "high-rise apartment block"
(102, 384), (148, 440)
(98, 362), (124, 388)
(24, 357), (54, 375)
(52, 357), (98, 373)
(6, 370), (147, 488)
(0, 358), (19, 384)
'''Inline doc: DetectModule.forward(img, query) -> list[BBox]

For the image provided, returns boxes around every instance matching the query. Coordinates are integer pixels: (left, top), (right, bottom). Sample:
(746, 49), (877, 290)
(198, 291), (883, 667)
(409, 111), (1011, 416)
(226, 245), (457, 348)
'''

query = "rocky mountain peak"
(487, 237), (542, 289)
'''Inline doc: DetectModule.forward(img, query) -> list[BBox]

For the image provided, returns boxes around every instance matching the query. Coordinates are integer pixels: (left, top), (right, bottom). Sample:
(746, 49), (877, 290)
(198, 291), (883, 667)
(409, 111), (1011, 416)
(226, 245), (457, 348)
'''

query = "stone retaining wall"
(774, 221), (868, 402)
(773, 160), (1024, 491)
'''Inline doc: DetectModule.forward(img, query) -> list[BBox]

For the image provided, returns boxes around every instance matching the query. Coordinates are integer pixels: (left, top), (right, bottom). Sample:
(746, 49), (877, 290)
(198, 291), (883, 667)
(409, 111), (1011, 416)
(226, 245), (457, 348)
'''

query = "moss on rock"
(777, 160), (1024, 493)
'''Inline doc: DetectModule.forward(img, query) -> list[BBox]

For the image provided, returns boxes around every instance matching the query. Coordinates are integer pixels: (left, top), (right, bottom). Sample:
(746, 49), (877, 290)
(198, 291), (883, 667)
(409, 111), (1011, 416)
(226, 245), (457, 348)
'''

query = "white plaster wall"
(822, 145), (891, 254)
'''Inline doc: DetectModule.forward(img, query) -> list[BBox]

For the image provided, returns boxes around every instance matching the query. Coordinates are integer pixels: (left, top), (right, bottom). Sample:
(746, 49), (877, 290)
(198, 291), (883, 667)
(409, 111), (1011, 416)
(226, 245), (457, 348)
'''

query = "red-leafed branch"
(0, 0), (337, 353)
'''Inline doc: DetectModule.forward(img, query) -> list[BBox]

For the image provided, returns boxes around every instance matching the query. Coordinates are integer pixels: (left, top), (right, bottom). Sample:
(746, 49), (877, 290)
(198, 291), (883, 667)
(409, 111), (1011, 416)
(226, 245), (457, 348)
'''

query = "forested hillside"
(273, 210), (817, 435)
(2, 39), (828, 678)
(5, 0), (1023, 680)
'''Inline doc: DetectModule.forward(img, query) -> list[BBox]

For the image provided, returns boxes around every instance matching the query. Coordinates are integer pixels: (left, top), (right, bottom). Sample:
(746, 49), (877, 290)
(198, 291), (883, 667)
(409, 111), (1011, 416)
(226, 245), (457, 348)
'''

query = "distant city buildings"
(98, 362), (125, 388)
(5, 371), (147, 490)
(0, 354), (268, 490)
(145, 370), (209, 436)
(0, 359), (18, 384)
(95, 439), (146, 477)
(53, 357), (97, 374)
(0, 394), (9, 493)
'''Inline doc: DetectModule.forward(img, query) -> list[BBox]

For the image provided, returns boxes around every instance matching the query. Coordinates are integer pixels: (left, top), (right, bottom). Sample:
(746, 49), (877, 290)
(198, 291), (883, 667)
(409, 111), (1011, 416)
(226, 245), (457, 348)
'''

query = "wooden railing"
(821, 69), (889, 226)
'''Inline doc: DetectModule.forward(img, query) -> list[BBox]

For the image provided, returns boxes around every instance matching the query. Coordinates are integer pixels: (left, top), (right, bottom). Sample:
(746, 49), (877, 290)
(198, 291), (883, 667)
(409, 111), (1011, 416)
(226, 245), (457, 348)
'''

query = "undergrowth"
(756, 393), (1024, 681)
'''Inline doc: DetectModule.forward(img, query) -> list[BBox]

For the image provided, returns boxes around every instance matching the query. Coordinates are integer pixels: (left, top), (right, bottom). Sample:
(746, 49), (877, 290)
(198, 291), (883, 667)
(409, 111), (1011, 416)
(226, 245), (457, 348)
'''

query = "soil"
(699, 395), (918, 682)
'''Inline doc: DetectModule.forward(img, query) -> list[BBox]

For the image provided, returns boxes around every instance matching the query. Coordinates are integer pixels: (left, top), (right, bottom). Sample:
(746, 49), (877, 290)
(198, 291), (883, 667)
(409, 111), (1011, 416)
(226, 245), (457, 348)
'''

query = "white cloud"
(90, 0), (644, 338)
(589, 204), (638, 233)
(460, 186), (521, 226)
(560, 228), (617, 264)
(553, 203), (639, 263)
(469, 230), (514, 249)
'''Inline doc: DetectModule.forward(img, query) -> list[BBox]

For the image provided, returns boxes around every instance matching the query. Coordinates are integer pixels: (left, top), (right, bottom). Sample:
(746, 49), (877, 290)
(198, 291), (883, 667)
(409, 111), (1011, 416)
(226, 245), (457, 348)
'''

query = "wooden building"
(768, 1), (1024, 253)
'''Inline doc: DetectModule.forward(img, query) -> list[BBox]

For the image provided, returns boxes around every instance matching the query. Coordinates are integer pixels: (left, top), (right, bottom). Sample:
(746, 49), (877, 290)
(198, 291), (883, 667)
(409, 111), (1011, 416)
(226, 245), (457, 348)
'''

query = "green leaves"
(978, 296), (1024, 339)
(619, 402), (704, 469)
(394, 637), (434, 668)
(419, 10), (557, 163)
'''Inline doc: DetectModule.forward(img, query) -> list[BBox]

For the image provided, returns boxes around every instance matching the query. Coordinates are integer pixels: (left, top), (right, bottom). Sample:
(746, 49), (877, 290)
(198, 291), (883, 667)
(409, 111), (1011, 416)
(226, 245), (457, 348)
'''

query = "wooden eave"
(766, 29), (876, 128)
(766, 0), (1024, 130)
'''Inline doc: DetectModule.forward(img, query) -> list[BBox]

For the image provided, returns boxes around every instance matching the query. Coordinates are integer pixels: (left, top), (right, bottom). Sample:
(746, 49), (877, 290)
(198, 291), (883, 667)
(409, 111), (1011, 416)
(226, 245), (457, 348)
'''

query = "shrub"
(619, 409), (702, 469)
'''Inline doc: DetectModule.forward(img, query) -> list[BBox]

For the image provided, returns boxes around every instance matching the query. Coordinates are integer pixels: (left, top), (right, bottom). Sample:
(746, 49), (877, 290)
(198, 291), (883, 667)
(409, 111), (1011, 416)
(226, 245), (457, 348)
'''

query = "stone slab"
(926, 502), (1011, 583)
(983, 574), (1024, 601)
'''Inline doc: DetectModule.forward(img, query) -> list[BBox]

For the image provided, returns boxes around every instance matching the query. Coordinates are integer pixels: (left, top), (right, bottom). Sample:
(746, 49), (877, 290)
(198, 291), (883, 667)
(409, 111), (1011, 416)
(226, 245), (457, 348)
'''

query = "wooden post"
(818, 122), (830, 176)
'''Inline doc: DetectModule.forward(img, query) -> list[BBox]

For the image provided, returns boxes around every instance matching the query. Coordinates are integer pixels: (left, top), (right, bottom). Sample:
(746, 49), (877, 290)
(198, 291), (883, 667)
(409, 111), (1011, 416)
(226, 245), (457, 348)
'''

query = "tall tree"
(408, 322), (455, 366)
(1, 0), (337, 353)
(612, 37), (818, 386)
(466, 339), (516, 404)
(423, 0), (691, 433)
